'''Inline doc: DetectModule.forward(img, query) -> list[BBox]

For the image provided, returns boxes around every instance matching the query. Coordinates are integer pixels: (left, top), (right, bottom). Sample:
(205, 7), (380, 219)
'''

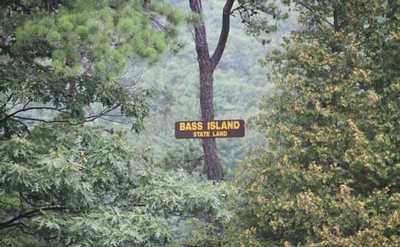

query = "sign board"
(175, 119), (245, 139)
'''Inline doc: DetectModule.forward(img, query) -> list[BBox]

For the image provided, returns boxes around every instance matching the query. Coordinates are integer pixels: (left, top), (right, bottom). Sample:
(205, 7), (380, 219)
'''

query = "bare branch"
(1, 106), (68, 122)
(210, 0), (235, 70)
(99, 117), (128, 125)
(10, 104), (121, 126)
(11, 116), (68, 124)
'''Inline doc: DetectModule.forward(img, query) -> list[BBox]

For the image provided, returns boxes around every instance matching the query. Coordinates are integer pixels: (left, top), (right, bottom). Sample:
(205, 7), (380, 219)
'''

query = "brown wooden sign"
(175, 119), (245, 139)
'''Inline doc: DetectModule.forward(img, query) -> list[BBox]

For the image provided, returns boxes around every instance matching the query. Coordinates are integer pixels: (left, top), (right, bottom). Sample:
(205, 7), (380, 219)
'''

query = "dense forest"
(1, 0), (399, 246)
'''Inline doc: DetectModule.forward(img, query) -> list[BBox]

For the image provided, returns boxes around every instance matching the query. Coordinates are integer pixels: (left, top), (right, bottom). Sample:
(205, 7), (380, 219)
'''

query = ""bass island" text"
(175, 120), (245, 139)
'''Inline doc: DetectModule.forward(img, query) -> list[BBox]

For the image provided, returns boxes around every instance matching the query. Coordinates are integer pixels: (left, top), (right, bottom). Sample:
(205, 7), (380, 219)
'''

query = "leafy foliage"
(230, 0), (400, 246)
(0, 125), (233, 246)
(0, 1), (235, 246)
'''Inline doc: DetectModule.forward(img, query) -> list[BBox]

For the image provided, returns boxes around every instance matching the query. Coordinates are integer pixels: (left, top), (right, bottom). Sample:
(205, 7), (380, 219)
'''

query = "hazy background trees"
(125, 0), (298, 178)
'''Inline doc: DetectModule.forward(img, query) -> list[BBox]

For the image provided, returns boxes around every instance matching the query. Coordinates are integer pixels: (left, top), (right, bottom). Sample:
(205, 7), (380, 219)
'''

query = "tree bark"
(189, 0), (234, 181)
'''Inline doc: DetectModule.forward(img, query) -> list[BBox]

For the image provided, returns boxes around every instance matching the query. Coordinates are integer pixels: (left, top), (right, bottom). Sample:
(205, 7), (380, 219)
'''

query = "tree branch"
(296, 1), (334, 28)
(0, 206), (66, 230)
(210, 0), (235, 70)
(1, 106), (68, 122)
(230, 5), (243, 15)
(99, 116), (128, 125)
(0, 93), (14, 110)
(10, 104), (121, 125)
(8, 117), (30, 133)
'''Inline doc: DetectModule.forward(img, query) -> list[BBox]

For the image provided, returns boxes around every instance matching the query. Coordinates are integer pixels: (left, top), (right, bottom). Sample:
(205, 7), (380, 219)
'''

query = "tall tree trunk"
(189, 0), (234, 181)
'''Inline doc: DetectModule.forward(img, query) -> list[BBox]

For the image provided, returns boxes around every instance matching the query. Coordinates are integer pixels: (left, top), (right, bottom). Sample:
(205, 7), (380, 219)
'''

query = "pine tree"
(0, 0), (182, 131)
